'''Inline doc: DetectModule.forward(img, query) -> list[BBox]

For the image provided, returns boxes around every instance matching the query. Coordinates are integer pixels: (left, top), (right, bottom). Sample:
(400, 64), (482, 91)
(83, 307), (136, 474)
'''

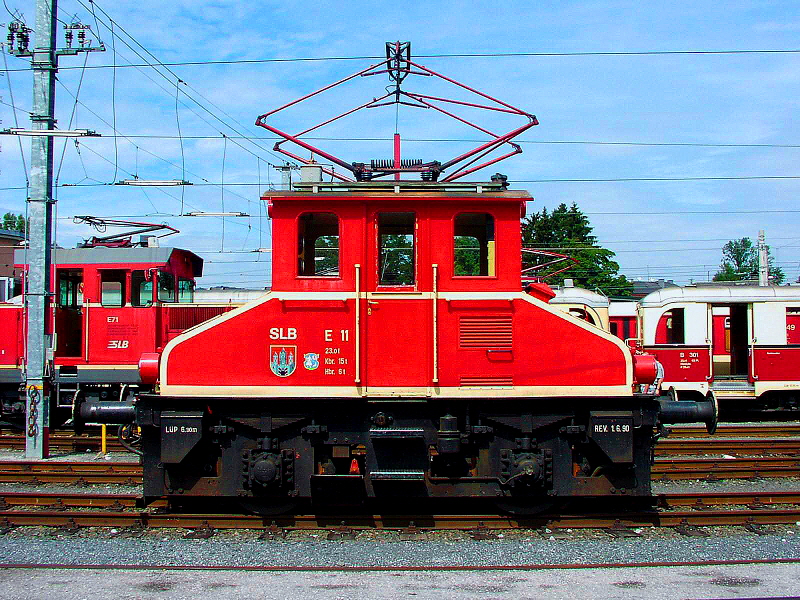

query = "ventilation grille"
(459, 315), (513, 349)
(460, 375), (513, 387)
(167, 306), (234, 331)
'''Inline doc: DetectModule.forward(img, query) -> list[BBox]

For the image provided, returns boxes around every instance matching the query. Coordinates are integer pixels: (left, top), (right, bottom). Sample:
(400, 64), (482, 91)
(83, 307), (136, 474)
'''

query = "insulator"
(400, 159), (422, 167)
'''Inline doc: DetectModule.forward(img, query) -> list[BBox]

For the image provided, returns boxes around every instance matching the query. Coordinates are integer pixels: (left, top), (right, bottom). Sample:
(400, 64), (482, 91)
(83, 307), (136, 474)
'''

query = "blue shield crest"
(303, 353), (320, 371)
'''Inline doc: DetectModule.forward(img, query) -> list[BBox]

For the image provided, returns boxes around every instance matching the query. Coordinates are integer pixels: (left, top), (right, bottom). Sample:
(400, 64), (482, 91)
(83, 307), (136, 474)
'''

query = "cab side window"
(178, 278), (195, 303)
(298, 212), (340, 277)
(100, 270), (126, 307)
(378, 212), (415, 286)
(158, 271), (176, 302)
(131, 270), (153, 307)
(454, 213), (495, 276)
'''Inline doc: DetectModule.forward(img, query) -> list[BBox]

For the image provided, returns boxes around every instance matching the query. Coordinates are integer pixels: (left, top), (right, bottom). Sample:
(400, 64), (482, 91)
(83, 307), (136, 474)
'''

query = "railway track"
(0, 490), (798, 531)
(1, 424), (799, 457)
(0, 454), (798, 485)
(0, 461), (142, 485)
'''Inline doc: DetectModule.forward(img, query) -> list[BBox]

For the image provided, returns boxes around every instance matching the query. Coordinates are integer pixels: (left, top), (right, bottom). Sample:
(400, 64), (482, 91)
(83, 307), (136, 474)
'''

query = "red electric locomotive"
(0, 219), (236, 430)
(79, 43), (716, 512)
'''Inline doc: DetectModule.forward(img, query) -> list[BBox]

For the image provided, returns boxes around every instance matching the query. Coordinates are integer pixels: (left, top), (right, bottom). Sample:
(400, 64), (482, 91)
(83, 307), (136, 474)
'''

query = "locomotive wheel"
(494, 498), (559, 516)
(117, 424), (143, 455)
(237, 499), (298, 516)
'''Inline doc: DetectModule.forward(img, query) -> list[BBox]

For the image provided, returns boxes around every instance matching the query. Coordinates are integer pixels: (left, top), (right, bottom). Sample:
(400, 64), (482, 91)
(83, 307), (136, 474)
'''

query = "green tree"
(521, 202), (632, 296)
(2, 212), (27, 234)
(713, 237), (785, 284)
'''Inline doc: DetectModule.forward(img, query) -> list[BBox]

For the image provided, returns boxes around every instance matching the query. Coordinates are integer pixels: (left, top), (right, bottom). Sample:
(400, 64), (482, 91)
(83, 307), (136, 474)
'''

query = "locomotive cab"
(2, 245), (223, 426)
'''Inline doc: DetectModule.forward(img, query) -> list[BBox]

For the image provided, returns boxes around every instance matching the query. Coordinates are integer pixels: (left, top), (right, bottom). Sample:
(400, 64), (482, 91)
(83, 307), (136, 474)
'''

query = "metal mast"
(8, 0), (102, 458)
(758, 230), (769, 286)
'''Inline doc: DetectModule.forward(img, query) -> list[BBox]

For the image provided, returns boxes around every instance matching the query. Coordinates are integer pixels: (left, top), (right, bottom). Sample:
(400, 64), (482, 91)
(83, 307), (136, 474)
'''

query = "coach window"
(454, 213), (495, 276)
(788, 308), (800, 344)
(131, 270), (153, 307)
(178, 279), (195, 303)
(655, 308), (685, 344)
(378, 212), (415, 286)
(100, 270), (126, 307)
(298, 212), (339, 277)
(158, 271), (176, 302)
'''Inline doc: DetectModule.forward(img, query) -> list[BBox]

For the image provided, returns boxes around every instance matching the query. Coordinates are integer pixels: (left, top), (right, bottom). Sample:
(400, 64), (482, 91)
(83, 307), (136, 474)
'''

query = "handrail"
(432, 264), (439, 384)
(355, 264), (361, 385)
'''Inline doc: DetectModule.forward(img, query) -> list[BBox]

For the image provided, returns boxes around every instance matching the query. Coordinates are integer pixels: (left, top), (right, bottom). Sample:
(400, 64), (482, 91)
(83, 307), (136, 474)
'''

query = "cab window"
(298, 212), (339, 277)
(178, 278), (195, 303)
(454, 213), (495, 276)
(158, 271), (176, 302)
(655, 308), (685, 344)
(378, 212), (415, 286)
(131, 270), (153, 307)
(100, 270), (126, 307)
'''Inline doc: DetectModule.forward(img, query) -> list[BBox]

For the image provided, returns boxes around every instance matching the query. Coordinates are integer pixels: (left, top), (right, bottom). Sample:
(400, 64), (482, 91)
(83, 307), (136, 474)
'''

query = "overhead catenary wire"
(5, 47), (800, 72)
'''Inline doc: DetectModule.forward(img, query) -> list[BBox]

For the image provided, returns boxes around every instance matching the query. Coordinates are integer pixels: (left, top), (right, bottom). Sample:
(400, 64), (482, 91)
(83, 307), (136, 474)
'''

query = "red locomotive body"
(162, 182), (633, 398)
(125, 178), (714, 511)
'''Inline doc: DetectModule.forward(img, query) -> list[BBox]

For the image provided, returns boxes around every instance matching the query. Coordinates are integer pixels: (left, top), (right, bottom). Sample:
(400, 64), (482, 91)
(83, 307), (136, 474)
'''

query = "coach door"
(54, 270), (83, 358)
(365, 211), (430, 390)
(712, 303), (750, 378)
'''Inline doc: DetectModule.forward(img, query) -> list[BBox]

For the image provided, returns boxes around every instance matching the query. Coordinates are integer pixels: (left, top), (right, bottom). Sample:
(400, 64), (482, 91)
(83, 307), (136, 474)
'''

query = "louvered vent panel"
(459, 315), (513, 349)
(167, 306), (234, 331)
(460, 375), (514, 387)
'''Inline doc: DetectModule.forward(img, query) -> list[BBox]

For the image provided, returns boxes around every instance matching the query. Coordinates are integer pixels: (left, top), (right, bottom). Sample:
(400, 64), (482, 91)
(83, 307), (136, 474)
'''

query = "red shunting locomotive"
(80, 42), (715, 512)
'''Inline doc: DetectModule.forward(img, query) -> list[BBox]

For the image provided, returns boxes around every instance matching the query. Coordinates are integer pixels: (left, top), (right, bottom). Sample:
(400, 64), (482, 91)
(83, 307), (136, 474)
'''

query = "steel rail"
(0, 461), (142, 484)
(0, 454), (798, 485)
(0, 490), (798, 511)
(655, 438), (800, 456)
(652, 456), (800, 480)
(665, 424), (800, 438)
(0, 507), (799, 530)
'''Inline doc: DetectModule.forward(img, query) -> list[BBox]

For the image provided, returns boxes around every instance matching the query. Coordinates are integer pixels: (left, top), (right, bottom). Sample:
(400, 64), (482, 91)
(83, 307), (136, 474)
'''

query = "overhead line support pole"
(15, 0), (103, 458)
(23, 0), (59, 459)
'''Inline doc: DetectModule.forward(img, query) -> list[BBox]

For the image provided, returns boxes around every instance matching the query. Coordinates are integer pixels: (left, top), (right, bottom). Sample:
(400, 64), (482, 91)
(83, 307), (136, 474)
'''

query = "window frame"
(99, 269), (126, 308)
(452, 212), (497, 279)
(296, 211), (342, 279)
(131, 270), (154, 308)
(376, 211), (416, 288)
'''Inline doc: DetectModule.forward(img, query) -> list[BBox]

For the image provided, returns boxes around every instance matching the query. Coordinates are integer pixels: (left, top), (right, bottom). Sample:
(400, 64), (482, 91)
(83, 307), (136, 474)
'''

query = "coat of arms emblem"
(303, 353), (320, 370)
(269, 345), (297, 377)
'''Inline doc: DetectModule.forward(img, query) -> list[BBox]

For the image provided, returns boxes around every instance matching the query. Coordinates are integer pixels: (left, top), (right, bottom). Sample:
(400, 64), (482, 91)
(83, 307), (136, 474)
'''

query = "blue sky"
(1, 0), (799, 288)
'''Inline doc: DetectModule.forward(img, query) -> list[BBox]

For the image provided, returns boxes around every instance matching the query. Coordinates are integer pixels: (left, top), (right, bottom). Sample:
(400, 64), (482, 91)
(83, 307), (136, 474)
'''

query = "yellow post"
(101, 424), (107, 455)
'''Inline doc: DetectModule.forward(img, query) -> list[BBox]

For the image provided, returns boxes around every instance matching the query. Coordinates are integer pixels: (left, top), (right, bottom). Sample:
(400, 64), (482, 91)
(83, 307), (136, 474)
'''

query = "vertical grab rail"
(355, 264), (361, 385)
(432, 264), (439, 384)
(749, 303), (758, 381)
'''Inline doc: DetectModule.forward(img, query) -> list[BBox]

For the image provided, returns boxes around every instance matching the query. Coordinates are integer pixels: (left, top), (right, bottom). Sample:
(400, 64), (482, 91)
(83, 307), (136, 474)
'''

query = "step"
(369, 428), (425, 439)
(369, 470), (426, 481)
(712, 380), (756, 392)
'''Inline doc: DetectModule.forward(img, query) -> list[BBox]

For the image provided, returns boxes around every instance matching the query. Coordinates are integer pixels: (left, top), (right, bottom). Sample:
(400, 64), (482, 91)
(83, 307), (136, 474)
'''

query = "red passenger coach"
(640, 284), (800, 411)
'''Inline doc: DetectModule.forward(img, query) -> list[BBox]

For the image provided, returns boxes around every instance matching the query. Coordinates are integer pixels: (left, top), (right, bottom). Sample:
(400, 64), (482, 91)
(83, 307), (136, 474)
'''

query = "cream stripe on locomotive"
(160, 290), (634, 396)
(160, 384), (635, 398)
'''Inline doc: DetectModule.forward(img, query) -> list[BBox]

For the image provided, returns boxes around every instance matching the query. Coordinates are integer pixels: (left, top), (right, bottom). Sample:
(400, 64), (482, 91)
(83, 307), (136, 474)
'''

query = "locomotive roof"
(14, 246), (203, 276)
(263, 179), (532, 199)
(640, 284), (800, 307)
(550, 286), (609, 308)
